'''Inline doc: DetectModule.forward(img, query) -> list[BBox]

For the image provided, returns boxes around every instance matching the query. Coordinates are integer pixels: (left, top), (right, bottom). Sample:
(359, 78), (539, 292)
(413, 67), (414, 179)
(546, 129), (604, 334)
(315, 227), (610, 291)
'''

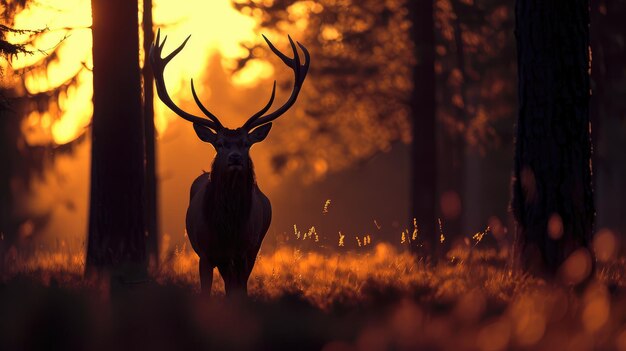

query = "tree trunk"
(0, 97), (24, 273)
(512, 0), (594, 277)
(591, 0), (626, 243)
(142, 0), (159, 267)
(442, 0), (469, 246)
(87, 0), (147, 279)
(0, 102), (15, 273)
(408, 0), (438, 256)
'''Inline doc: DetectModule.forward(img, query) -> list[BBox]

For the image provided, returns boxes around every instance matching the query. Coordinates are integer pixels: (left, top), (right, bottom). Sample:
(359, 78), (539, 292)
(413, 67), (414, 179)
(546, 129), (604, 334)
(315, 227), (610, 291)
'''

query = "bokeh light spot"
(440, 190), (461, 220)
(559, 248), (592, 285)
(476, 318), (511, 351)
(593, 228), (618, 263)
(582, 284), (610, 333)
(548, 213), (563, 240)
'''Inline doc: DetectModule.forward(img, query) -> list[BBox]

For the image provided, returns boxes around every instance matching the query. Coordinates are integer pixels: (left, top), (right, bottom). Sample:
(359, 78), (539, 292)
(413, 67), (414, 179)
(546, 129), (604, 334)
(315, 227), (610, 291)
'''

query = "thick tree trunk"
(142, 0), (159, 267)
(87, 0), (147, 278)
(408, 1), (438, 256)
(512, 0), (594, 276)
(591, 0), (626, 242)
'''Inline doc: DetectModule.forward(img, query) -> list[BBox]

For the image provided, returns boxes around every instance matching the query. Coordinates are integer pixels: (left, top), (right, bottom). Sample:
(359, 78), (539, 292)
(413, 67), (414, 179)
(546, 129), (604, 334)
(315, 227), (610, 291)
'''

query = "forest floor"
(2, 240), (626, 351)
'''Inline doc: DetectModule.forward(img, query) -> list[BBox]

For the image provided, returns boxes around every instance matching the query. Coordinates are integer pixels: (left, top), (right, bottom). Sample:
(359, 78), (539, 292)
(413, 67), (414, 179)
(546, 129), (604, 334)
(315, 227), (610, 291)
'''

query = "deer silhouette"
(150, 30), (309, 296)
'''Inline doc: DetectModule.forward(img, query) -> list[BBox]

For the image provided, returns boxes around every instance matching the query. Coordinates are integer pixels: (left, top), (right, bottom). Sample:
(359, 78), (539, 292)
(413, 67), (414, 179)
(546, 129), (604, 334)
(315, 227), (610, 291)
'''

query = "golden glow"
(151, 0), (268, 134)
(7, 0), (270, 144)
(231, 59), (274, 86)
(52, 70), (94, 144)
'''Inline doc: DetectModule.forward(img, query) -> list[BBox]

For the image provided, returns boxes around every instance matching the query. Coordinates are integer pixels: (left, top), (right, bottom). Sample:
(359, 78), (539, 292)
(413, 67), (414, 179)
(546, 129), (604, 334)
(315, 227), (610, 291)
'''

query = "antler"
(150, 29), (223, 130)
(243, 35), (310, 130)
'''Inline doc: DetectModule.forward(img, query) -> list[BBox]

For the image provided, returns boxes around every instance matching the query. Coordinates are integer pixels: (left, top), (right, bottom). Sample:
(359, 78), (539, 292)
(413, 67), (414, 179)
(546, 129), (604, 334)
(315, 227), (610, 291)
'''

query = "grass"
(2, 237), (626, 350)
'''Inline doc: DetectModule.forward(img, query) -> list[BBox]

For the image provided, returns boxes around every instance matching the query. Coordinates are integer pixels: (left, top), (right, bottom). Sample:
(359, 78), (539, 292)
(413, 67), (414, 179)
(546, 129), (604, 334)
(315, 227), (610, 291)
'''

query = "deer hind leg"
(245, 250), (259, 280)
(199, 256), (214, 296)
(218, 260), (248, 297)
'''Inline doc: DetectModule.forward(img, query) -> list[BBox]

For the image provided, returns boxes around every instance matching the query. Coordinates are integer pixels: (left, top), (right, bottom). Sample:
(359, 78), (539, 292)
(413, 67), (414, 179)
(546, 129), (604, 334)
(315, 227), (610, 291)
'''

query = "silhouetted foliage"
(0, 0), (29, 22)
(0, 25), (36, 61)
(233, 0), (517, 168)
(1, 0), (79, 270)
(233, 0), (413, 180)
(436, 0), (516, 150)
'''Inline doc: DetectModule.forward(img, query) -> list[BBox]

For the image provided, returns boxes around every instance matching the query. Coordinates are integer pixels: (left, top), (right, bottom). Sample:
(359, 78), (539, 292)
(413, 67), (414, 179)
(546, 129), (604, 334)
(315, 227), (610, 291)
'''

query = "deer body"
(150, 30), (309, 296)
(186, 166), (271, 294)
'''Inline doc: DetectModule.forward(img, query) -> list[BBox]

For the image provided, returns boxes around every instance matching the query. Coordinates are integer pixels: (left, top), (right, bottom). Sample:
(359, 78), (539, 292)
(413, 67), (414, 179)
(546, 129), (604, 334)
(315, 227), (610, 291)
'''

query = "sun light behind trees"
(4, 0), (273, 145)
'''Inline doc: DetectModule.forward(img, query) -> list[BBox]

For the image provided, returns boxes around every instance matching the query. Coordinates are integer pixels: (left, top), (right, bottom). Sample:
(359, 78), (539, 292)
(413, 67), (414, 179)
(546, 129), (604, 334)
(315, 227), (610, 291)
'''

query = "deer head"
(149, 30), (310, 173)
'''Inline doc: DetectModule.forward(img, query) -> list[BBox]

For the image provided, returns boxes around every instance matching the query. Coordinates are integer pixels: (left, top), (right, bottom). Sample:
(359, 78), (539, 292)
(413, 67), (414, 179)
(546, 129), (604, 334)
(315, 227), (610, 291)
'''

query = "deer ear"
(249, 123), (272, 144)
(193, 123), (218, 144)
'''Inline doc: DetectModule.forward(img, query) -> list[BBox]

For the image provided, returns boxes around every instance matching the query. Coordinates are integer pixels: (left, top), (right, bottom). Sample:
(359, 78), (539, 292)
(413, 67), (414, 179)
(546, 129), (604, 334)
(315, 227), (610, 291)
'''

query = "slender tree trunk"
(0, 102), (13, 273)
(142, 0), (159, 267)
(590, 0), (604, 207)
(442, 0), (469, 245)
(408, 0), (438, 256)
(512, 0), (594, 277)
(0, 98), (23, 273)
(87, 0), (147, 279)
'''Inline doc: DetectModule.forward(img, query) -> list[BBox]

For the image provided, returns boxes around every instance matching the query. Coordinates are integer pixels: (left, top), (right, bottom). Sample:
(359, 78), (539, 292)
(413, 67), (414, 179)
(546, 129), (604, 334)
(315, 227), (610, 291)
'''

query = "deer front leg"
(199, 256), (213, 296)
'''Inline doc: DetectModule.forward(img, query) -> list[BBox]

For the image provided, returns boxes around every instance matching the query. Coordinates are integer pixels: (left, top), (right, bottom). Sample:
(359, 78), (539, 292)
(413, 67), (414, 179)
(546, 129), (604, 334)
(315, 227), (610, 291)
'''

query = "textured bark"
(87, 0), (147, 277)
(408, 0), (438, 255)
(591, 0), (626, 240)
(142, 0), (159, 266)
(512, 0), (595, 275)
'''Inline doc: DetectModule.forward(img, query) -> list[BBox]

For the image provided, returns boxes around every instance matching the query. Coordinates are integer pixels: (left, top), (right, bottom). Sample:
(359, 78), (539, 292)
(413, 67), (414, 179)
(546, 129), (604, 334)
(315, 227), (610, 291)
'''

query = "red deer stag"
(150, 30), (309, 296)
